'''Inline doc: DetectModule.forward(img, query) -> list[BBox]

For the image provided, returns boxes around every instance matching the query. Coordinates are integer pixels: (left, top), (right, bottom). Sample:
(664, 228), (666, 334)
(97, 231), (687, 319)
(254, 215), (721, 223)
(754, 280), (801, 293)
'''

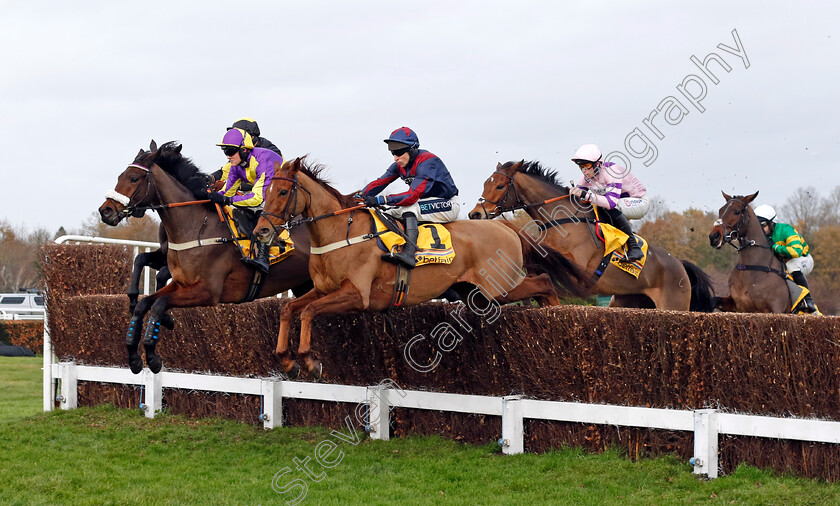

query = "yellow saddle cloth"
(224, 206), (295, 266)
(784, 275), (822, 315)
(598, 222), (649, 278)
(371, 211), (455, 266)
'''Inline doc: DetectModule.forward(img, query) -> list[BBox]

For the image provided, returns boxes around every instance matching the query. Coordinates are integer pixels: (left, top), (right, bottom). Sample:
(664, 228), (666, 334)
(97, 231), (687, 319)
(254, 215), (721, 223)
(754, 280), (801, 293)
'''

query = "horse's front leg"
(126, 288), (163, 374)
(141, 282), (215, 374)
(127, 250), (166, 315)
(276, 289), (322, 378)
(297, 281), (364, 380)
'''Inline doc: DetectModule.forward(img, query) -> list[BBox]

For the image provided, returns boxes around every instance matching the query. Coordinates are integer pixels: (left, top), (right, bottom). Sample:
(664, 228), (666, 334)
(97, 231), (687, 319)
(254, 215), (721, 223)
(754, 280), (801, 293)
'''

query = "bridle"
(259, 175), (311, 239)
(474, 170), (529, 219)
(475, 169), (578, 221)
(104, 163), (155, 218)
(713, 198), (772, 252)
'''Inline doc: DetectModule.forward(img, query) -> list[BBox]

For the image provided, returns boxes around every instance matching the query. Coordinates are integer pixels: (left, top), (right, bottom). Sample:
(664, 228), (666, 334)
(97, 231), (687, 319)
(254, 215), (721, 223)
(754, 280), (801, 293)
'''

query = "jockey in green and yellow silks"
(754, 204), (817, 313)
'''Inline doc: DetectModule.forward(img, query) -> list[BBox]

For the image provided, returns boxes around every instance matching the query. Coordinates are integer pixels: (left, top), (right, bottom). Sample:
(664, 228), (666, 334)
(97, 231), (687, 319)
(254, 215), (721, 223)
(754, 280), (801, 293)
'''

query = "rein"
(261, 175), (368, 231)
(107, 163), (215, 216)
(260, 174), (382, 254)
(476, 170), (571, 218)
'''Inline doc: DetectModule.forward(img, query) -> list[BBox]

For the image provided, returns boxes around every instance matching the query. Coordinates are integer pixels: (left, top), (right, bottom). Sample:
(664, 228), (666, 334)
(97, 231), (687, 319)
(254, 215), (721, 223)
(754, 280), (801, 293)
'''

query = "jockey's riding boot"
(383, 212), (418, 269)
(611, 211), (643, 262)
(243, 240), (271, 274)
(791, 270), (817, 313)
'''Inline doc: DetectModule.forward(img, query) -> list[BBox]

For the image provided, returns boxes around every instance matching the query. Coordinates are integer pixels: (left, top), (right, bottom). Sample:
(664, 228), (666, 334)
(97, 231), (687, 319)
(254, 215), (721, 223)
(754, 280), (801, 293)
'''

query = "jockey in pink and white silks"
(568, 144), (650, 262)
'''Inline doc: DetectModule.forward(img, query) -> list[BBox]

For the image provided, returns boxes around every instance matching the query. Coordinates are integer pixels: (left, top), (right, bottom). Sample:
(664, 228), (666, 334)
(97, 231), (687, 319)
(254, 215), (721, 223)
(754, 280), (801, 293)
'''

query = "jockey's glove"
(207, 192), (232, 206)
(363, 195), (383, 207)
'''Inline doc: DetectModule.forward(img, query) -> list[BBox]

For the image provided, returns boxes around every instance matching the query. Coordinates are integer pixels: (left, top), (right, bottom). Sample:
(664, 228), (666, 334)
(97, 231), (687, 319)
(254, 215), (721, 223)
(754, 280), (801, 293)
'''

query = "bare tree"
(779, 186), (820, 238)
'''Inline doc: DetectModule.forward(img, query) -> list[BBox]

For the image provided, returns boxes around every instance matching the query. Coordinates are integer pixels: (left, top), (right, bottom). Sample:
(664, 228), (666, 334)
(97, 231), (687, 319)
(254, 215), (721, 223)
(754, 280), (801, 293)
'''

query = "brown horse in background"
(253, 157), (589, 378)
(99, 141), (313, 374)
(708, 191), (794, 313)
(468, 161), (715, 312)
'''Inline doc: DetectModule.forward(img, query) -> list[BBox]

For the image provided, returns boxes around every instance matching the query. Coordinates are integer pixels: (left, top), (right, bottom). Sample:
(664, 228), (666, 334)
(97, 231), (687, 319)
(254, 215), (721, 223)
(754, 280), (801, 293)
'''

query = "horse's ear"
(745, 191), (759, 203)
(174, 143), (182, 154)
(149, 140), (158, 152)
(290, 157), (302, 174)
(721, 190), (732, 201)
(496, 162), (502, 170)
(137, 149), (145, 158)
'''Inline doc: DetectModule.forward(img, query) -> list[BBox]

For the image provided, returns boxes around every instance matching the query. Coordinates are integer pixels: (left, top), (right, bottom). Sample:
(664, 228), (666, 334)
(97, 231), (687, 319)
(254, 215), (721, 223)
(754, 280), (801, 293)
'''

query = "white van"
(0, 292), (45, 320)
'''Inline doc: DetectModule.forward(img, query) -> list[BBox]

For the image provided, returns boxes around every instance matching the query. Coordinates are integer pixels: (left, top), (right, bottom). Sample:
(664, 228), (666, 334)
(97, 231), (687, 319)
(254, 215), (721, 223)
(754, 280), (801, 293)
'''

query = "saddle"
(223, 206), (295, 266)
(594, 222), (649, 279)
(370, 210), (455, 266)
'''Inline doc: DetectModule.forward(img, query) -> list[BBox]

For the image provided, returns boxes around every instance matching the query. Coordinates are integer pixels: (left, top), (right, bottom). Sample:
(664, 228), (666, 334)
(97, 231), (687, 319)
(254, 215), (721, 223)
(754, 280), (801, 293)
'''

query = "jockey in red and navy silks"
(361, 127), (460, 268)
(362, 150), (459, 207)
(569, 144), (648, 262)
(208, 127), (283, 274)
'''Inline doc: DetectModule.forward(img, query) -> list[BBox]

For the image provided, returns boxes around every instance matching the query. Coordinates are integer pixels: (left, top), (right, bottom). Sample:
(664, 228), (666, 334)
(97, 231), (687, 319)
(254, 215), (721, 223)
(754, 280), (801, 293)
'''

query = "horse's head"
(254, 157), (307, 243)
(99, 140), (160, 226)
(709, 190), (759, 248)
(468, 161), (526, 219)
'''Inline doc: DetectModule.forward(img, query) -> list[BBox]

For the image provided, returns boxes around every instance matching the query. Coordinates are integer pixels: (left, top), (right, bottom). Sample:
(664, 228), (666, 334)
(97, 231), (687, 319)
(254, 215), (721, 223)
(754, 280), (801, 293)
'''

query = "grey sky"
(3, 1), (837, 233)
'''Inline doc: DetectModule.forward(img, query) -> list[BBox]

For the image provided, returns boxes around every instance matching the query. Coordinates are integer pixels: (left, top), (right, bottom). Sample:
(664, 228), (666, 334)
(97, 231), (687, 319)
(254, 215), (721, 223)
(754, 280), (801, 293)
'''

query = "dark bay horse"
(99, 141), (313, 374)
(253, 157), (590, 378)
(708, 191), (799, 313)
(468, 161), (715, 312)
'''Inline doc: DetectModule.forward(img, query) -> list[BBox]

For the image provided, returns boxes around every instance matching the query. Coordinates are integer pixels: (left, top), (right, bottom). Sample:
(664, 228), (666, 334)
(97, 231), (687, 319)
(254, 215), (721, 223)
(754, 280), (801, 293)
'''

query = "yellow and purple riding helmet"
(217, 128), (255, 156)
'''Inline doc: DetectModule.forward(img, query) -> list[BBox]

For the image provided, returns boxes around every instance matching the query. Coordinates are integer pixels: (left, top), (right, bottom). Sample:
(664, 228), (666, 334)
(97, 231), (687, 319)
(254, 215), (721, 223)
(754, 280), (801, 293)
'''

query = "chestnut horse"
(468, 161), (715, 312)
(708, 191), (796, 313)
(99, 141), (313, 374)
(253, 157), (589, 378)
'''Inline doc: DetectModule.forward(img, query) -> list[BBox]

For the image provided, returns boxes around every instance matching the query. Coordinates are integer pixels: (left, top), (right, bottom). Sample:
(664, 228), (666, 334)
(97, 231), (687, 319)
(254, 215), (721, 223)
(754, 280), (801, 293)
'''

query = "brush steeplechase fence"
(40, 238), (840, 481)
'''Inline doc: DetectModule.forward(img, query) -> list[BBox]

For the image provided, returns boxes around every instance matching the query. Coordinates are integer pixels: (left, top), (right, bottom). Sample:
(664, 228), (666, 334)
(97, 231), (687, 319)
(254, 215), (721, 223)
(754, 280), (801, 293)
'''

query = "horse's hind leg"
(497, 273), (560, 306)
(155, 266), (176, 330)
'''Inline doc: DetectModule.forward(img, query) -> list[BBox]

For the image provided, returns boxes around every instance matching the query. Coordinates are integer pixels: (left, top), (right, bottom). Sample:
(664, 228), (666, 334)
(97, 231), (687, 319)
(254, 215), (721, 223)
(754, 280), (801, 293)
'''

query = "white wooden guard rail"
(46, 362), (840, 479)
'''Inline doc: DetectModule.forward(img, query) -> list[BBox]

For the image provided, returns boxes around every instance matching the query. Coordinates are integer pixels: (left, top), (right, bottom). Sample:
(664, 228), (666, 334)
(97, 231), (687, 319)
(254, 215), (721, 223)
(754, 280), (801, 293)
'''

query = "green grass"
(2, 359), (839, 504)
(0, 356), (42, 422)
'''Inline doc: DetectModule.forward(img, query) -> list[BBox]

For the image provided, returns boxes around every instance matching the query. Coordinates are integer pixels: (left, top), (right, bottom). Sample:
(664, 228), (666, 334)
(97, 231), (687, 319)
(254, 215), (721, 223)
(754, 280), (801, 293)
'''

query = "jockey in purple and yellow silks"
(210, 117), (283, 188)
(208, 127), (283, 273)
(361, 127), (460, 268)
(568, 144), (649, 262)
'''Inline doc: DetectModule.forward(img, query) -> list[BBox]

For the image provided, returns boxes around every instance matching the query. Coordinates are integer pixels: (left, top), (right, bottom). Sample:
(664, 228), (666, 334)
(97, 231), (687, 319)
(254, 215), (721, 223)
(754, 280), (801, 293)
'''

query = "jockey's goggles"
(576, 162), (594, 170)
(221, 146), (240, 156)
(390, 147), (411, 157)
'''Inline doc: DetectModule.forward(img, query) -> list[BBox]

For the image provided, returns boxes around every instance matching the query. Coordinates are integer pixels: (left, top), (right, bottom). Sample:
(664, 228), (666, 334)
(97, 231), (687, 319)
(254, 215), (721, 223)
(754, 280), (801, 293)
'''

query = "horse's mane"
(503, 160), (570, 194)
(134, 141), (210, 199)
(297, 158), (358, 208)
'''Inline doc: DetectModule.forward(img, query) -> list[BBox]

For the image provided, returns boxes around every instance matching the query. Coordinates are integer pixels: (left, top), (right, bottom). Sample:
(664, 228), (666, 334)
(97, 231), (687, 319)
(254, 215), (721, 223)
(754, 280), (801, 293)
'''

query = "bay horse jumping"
(708, 191), (799, 313)
(468, 161), (715, 312)
(253, 157), (590, 378)
(98, 141), (313, 374)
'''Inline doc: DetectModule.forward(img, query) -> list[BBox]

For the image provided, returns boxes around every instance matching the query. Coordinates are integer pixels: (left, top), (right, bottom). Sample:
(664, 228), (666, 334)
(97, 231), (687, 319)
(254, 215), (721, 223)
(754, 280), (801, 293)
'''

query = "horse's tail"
(680, 259), (716, 312)
(500, 221), (592, 298)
